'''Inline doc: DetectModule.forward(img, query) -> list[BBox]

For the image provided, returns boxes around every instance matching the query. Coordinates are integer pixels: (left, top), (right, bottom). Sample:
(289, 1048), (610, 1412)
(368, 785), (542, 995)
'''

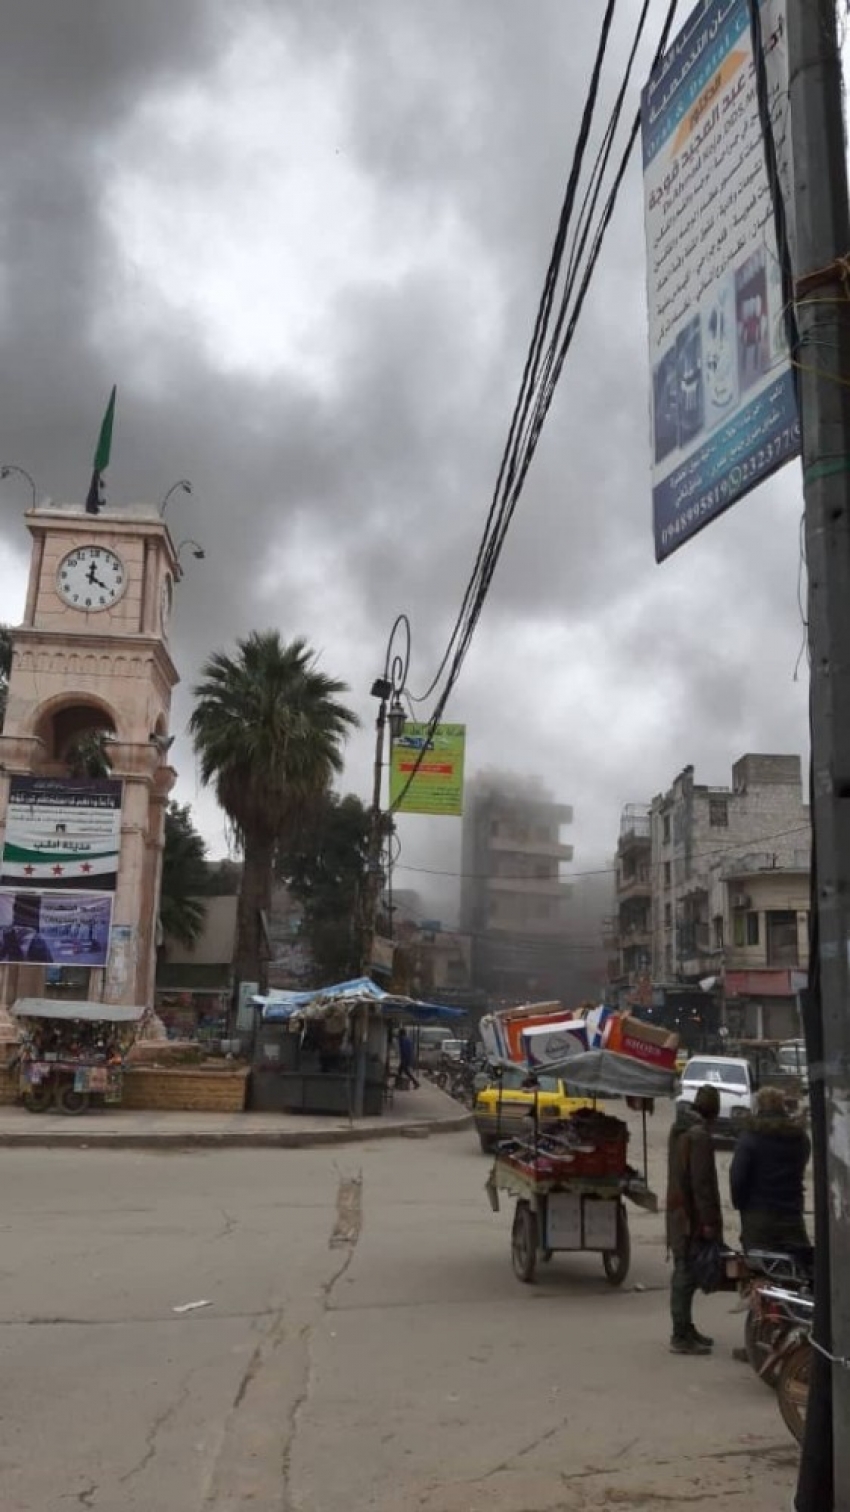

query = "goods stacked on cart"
(480, 1001), (679, 1073)
(479, 1000), (679, 1175)
(497, 1107), (633, 1183)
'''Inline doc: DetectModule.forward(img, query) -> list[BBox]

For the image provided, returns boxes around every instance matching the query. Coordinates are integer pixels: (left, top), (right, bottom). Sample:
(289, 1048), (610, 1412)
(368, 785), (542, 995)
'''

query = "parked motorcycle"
(758, 1286), (813, 1445)
(738, 1247), (813, 1389)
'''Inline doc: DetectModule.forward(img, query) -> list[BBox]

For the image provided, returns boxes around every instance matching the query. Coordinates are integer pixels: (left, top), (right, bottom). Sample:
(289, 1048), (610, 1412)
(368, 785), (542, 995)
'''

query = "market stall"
(11, 998), (146, 1115)
(250, 977), (465, 1117)
(483, 1004), (678, 1286)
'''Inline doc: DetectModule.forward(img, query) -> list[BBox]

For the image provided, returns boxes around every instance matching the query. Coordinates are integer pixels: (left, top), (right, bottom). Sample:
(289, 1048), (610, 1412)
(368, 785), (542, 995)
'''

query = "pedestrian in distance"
(666, 1083), (723, 1355)
(395, 1027), (420, 1090)
(730, 1085), (811, 1253)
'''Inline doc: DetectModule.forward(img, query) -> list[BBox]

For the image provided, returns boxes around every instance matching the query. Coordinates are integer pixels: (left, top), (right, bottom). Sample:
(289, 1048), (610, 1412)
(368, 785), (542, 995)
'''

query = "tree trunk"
(235, 827), (275, 996)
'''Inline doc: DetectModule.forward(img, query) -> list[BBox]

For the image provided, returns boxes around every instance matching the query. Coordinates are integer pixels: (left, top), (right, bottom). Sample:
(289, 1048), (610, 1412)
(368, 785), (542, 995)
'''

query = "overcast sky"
(0, 1), (813, 922)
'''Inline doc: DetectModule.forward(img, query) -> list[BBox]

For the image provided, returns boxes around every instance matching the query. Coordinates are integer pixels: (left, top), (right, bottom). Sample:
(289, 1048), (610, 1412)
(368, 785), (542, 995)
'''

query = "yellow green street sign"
(390, 722), (466, 816)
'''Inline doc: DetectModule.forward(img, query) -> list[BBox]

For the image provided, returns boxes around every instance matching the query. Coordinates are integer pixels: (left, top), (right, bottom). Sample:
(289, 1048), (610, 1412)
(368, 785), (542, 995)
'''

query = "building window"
(664, 861), (671, 889)
(709, 798), (728, 827)
(747, 911), (760, 946)
(662, 813), (671, 844)
(713, 915), (724, 949)
(733, 912), (745, 948)
(767, 910), (799, 967)
(664, 902), (672, 928)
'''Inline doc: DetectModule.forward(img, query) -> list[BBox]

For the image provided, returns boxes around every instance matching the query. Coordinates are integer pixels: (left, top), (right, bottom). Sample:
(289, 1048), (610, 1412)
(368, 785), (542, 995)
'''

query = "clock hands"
(85, 563), (109, 590)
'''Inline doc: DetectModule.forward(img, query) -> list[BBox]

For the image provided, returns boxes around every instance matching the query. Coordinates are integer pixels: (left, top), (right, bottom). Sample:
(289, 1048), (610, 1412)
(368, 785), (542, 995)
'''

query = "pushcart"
(12, 998), (146, 1115)
(485, 1048), (677, 1287)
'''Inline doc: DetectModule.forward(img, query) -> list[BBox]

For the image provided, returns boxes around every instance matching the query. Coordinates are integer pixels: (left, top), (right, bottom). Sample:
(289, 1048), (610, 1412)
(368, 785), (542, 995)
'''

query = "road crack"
(282, 1170), (364, 1511)
(119, 1372), (193, 1484)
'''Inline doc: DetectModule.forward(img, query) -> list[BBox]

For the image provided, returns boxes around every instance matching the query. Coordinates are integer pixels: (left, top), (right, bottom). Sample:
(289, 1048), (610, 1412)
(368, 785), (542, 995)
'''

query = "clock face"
(160, 574), (173, 632)
(56, 546), (127, 611)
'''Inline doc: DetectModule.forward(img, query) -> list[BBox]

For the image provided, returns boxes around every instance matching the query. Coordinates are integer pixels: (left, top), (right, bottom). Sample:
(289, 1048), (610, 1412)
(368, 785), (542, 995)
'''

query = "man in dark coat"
(666, 1083), (723, 1354)
(730, 1086), (810, 1251)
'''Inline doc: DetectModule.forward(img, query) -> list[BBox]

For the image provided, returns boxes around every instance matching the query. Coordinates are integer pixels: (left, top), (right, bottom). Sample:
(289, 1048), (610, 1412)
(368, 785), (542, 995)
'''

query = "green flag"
(86, 386), (117, 514)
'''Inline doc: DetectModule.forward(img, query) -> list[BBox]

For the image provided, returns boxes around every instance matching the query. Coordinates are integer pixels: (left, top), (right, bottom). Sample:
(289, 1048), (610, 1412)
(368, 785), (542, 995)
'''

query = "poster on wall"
(1, 776), (123, 891)
(389, 723), (466, 816)
(641, 0), (799, 560)
(0, 889), (114, 969)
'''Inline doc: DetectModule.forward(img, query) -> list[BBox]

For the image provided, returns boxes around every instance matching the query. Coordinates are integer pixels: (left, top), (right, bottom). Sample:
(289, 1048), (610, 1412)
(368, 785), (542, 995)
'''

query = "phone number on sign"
(660, 425), (800, 549)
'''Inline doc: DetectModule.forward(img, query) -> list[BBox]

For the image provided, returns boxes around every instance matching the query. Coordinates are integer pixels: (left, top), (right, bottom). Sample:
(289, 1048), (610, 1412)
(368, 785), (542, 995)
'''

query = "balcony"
(619, 924), (651, 948)
(620, 804), (651, 840)
(486, 876), (573, 897)
(488, 835), (574, 861)
(720, 850), (809, 880)
(617, 872), (651, 899)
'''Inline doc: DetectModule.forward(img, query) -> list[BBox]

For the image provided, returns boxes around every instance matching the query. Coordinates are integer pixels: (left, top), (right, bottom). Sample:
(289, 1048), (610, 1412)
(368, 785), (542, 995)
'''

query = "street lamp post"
(362, 614), (410, 976)
(0, 465), (38, 510)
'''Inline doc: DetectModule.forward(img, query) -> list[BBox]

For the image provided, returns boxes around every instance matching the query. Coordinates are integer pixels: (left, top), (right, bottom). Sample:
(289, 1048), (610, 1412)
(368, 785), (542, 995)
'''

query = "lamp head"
(388, 695), (406, 742)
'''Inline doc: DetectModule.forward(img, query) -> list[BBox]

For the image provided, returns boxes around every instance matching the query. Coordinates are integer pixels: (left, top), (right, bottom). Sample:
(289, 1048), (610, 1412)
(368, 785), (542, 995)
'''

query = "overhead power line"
(396, 0), (680, 809)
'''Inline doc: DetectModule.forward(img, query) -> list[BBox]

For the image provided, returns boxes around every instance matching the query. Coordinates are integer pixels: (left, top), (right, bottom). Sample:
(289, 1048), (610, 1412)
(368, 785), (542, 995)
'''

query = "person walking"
(666, 1083), (723, 1355)
(730, 1085), (811, 1252)
(395, 1027), (420, 1090)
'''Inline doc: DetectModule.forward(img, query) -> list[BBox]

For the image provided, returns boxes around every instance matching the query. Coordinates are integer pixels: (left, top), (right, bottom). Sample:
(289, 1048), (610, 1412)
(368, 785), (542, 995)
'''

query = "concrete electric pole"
(786, 0), (850, 1503)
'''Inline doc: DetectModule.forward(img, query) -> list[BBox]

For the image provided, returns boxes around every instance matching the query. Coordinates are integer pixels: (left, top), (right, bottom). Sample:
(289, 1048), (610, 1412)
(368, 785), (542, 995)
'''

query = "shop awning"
(255, 976), (466, 1024)
(12, 998), (147, 1023)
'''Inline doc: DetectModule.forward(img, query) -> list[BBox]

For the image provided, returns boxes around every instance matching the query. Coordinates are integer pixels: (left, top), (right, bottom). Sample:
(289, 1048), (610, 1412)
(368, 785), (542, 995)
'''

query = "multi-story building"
(608, 804), (653, 1007)
(460, 775), (575, 1002)
(650, 754), (810, 1040)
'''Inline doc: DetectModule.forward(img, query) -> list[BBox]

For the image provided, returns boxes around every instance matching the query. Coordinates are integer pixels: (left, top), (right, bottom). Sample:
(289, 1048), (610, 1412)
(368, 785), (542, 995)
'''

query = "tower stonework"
(0, 501), (180, 1032)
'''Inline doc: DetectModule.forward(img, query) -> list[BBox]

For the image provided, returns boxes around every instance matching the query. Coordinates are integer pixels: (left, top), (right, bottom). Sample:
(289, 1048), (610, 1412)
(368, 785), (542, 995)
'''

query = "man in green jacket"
(666, 1084), (723, 1354)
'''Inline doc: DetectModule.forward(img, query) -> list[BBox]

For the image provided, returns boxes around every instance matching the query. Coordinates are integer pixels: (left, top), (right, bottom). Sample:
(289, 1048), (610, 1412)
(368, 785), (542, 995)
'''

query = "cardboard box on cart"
(615, 1014), (678, 1070)
(480, 1003), (561, 1064)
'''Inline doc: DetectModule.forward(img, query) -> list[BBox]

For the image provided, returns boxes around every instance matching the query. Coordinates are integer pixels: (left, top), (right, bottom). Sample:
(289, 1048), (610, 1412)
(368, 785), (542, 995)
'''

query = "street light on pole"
(362, 613), (411, 976)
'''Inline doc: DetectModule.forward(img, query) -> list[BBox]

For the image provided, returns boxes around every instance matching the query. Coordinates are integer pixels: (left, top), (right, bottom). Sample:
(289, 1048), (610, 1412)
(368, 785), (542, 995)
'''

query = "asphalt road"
(0, 1113), (800, 1511)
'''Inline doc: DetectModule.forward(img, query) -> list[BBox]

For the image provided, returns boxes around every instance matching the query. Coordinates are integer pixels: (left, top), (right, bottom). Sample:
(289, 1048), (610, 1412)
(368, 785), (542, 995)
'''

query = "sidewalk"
(0, 1080), (473, 1150)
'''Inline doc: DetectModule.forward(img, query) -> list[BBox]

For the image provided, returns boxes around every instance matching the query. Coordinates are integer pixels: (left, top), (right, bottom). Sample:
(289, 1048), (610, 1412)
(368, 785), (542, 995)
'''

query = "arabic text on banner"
(1, 776), (123, 892)
(389, 723), (466, 817)
(641, 0), (799, 560)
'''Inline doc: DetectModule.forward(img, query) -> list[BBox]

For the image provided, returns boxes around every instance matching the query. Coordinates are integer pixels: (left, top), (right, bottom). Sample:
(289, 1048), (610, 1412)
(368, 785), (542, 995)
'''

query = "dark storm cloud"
(0, 0), (808, 894)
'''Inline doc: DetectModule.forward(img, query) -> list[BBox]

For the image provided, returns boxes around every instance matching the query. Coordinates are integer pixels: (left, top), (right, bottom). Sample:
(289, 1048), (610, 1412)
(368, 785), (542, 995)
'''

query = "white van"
(677, 1055), (755, 1135)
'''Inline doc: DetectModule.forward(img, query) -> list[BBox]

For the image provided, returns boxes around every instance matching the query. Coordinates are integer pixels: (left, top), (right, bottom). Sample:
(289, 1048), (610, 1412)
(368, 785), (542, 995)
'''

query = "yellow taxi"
(474, 1065), (599, 1154)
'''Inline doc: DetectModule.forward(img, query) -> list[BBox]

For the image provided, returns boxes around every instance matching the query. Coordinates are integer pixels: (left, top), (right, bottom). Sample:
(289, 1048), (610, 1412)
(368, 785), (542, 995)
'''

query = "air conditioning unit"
(732, 893), (751, 910)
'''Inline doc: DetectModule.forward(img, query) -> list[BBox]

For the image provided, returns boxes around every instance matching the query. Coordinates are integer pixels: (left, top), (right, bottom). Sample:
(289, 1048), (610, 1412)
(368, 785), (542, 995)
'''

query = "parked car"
(677, 1054), (755, 1137)
(474, 1066), (598, 1154)
(440, 1038), (466, 1062)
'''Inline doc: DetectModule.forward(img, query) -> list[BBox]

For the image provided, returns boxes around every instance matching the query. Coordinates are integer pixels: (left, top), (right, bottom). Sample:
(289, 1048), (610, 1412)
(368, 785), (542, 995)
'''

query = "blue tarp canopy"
(254, 976), (466, 1024)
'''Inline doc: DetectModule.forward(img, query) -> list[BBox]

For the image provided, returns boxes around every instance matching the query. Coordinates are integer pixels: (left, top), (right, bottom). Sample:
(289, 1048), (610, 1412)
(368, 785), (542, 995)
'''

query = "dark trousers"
(396, 1064), (419, 1089)
(670, 1252), (698, 1337)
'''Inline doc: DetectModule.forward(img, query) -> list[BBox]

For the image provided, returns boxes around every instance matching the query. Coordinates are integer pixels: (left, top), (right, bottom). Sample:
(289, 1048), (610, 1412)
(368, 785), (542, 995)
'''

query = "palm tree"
(190, 631), (358, 992)
(159, 802), (209, 949)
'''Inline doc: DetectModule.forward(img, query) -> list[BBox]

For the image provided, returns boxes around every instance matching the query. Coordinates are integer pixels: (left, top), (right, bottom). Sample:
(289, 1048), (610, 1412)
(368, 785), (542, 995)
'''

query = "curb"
(0, 1111), (475, 1152)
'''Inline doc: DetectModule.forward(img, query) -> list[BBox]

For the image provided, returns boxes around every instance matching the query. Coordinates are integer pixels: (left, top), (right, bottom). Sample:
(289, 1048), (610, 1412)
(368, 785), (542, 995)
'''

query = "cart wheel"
(776, 1340), (810, 1445)
(58, 1085), (90, 1116)
(511, 1200), (538, 1284)
(22, 1086), (54, 1115)
(602, 1204), (630, 1287)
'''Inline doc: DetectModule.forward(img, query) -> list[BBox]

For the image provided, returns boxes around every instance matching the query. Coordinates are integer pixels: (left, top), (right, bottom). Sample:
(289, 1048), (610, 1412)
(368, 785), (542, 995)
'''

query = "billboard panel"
(1, 776), (122, 891)
(0, 889), (114, 969)
(390, 723), (466, 816)
(641, 0), (799, 560)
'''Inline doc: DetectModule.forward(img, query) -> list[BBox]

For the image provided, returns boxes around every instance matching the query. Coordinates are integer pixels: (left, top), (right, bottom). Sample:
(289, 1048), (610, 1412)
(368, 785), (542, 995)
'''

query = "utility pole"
(787, 0), (850, 1502)
(361, 615), (411, 976)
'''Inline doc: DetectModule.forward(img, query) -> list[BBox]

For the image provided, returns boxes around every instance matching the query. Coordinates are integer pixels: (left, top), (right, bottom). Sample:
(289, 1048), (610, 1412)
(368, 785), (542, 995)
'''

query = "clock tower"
(0, 500), (180, 1030)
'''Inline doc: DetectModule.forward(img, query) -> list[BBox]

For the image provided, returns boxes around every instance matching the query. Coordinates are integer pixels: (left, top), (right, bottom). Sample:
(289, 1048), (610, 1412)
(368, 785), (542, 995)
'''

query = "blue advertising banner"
(641, 0), (799, 560)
